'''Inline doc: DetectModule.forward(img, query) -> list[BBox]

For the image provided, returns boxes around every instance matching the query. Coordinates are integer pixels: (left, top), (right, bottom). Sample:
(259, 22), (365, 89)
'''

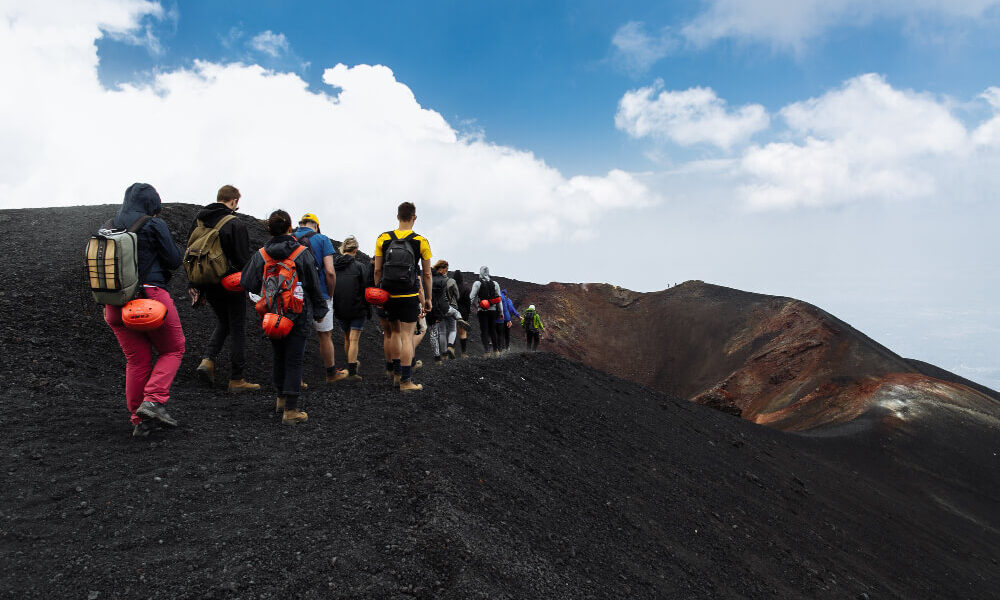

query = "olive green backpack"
(184, 214), (236, 285)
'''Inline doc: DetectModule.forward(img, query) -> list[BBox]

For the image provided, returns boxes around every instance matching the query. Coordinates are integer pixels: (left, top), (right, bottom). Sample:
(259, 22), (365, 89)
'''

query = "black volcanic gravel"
(0, 204), (998, 599)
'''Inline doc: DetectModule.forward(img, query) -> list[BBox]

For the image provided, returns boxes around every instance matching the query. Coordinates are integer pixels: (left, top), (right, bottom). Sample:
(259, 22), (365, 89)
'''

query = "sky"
(1, 0), (998, 389)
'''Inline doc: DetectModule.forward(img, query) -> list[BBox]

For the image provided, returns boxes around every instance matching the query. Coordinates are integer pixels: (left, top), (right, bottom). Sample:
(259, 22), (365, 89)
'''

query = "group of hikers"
(92, 183), (546, 436)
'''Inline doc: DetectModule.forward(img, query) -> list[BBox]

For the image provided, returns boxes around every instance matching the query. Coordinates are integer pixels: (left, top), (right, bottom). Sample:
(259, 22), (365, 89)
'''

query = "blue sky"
(96, 1), (1000, 174)
(2, 0), (999, 389)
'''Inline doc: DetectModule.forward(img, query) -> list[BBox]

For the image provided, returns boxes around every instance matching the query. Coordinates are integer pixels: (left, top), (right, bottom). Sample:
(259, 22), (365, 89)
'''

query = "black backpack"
(430, 273), (449, 319)
(524, 309), (538, 332)
(381, 232), (418, 294)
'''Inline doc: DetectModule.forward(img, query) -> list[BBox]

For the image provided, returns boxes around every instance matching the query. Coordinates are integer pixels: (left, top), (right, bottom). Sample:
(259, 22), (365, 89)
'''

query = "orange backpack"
(254, 245), (307, 320)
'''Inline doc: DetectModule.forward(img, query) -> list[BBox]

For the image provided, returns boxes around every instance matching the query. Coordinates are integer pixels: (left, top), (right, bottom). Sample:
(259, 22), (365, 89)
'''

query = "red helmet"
(365, 287), (389, 307)
(262, 313), (294, 339)
(479, 299), (491, 310)
(122, 298), (167, 331)
(221, 272), (243, 292)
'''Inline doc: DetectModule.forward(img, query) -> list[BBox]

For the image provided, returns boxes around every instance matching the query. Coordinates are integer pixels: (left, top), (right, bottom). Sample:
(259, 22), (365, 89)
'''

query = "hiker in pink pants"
(104, 183), (185, 437)
(105, 286), (185, 426)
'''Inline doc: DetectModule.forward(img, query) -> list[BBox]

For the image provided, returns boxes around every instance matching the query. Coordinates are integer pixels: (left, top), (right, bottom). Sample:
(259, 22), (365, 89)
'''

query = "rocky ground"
(0, 204), (998, 599)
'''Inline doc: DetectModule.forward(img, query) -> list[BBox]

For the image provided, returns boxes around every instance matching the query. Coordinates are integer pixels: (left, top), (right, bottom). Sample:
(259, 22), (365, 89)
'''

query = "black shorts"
(384, 295), (420, 323)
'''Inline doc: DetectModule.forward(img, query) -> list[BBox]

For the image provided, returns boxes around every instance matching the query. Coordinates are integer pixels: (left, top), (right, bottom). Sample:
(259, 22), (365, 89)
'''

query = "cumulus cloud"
(738, 74), (992, 209)
(249, 30), (289, 58)
(682, 0), (1000, 51)
(0, 0), (656, 252)
(615, 81), (769, 150)
(610, 21), (676, 75)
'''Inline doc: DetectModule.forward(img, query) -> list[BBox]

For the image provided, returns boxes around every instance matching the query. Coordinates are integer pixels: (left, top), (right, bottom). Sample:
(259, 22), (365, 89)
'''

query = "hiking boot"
(275, 397), (286, 413)
(281, 408), (308, 425)
(228, 379), (261, 393)
(386, 370), (395, 380)
(446, 346), (456, 360)
(132, 420), (155, 438)
(393, 374), (401, 388)
(300, 381), (309, 390)
(433, 356), (443, 365)
(326, 369), (349, 383)
(400, 380), (423, 392)
(493, 350), (502, 358)
(136, 401), (177, 428)
(196, 358), (214, 385)
(413, 360), (423, 371)
(347, 373), (363, 382)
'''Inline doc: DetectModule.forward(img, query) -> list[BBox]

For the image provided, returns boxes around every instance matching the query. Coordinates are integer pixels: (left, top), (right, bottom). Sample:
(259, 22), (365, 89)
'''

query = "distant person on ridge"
(103, 183), (185, 437)
(522, 304), (544, 351)
(241, 210), (328, 425)
(494, 287), (512, 354)
(187, 184), (260, 393)
(373, 202), (432, 391)
(294, 213), (347, 383)
(499, 288), (520, 351)
(332, 235), (370, 380)
(470, 266), (503, 357)
(427, 260), (462, 363)
(452, 270), (471, 356)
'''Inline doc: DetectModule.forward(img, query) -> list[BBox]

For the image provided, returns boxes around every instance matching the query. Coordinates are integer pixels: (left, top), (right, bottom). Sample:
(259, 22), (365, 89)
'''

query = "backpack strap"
(259, 248), (273, 264)
(296, 230), (317, 243)
(288, 245), (307, 261)
(127, 215), (152, 233)
(213, 214), (237, 231)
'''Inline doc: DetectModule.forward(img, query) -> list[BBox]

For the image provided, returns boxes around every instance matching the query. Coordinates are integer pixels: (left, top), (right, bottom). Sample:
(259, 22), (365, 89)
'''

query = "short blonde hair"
(339, 235), (359, 254)
(433, 259), (449, 271)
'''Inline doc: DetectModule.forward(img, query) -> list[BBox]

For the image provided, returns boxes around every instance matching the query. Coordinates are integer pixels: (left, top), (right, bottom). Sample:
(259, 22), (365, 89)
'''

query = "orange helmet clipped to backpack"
(365, 287), (389, 307)
(261, 313), (294, 339)
(221, 272), (243, 292)
(122, 298), (167, 331)
(479, 299), (491, 310)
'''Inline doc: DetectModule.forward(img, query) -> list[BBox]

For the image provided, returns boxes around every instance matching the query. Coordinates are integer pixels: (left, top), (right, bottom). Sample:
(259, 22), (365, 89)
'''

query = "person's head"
(298, 212), (320, 233)
(433, 259), (449, 275)
(528, 304), (535, 312)
(397, 202), (416, 227)
(267, 210), (293, 237)
(479, 266), (490, 279)
(217, 185), (241, 211)
(340, 235), (359, 255)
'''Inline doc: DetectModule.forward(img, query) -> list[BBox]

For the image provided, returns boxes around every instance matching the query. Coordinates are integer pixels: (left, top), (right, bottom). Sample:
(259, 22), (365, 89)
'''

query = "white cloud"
(738, 74), (977, 209)
(615, 81), (769, 150)
(682, 0), (1000, 52)
(0, 0), (656, 254)
(249, 30), (289, 58)
(610, 21), (676, 75)
(972, 87), (1000, 146)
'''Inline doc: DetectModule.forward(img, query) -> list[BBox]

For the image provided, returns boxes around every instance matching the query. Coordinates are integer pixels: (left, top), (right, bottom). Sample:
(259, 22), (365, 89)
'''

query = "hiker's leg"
(203, 286), (229, 363)
(142, 287), (186, 405)
(105, 304), (152, 425)
(226, 290), (246, 380)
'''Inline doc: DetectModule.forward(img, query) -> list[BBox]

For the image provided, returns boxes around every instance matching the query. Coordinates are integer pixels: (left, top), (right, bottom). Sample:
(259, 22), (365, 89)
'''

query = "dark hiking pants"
(204, 285), (247, 380)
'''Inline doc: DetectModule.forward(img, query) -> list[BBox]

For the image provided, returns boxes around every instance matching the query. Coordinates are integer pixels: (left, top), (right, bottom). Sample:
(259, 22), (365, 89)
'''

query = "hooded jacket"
(112, 183), (182, 287)
(496, 289), (520, 323)
(187, 202), (252, 280)
(332, 253), (371, 320)
(240, 235), (328, 328)
(470, 266), (502, 313)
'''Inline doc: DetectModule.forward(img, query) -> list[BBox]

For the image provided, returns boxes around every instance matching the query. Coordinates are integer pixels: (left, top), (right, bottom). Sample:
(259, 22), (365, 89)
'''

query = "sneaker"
(300, 381), (309, 390)
(400, 380), (423, 392)
(275, 397), (286, 413)
(281, 408), (308, 425)
(347, 374), (363, 382)
(196, 358), (214, 385)
(446, 347), (456, 360)
(386, 370), (395, 380)
(413, 360), (423, 371)
(326, 369), (349, 383)
(393, 374), (401, 388)
(136, 401), (178, 428)
(132, 420), (155, 438)
(228, 379), (261, 393)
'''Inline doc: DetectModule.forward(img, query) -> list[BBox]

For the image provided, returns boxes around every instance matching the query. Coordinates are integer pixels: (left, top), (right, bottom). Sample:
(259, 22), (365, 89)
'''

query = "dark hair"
(267, 210), (292, 236)
(218, 185), (241, 203)
(397, 202), (416, 221)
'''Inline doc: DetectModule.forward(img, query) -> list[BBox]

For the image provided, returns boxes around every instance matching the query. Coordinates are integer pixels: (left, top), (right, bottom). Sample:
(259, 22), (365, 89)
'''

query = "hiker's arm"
(154, 219), (183, 270)
(239, 253), (262, 293)
(421, 258), (432, 311)
(470, 281), (480, 306)
(232, 221), (252, 271)
(322, 254), (336, 297)
(373, 256), (383, 287)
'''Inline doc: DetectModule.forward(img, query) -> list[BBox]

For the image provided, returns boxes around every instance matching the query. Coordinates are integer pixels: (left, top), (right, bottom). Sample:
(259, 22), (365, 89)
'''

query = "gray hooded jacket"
(470, 266), (502, 312)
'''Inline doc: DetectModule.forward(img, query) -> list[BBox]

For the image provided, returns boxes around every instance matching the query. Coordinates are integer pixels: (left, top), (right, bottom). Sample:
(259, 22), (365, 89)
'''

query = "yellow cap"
(299, 213), (319, 227)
